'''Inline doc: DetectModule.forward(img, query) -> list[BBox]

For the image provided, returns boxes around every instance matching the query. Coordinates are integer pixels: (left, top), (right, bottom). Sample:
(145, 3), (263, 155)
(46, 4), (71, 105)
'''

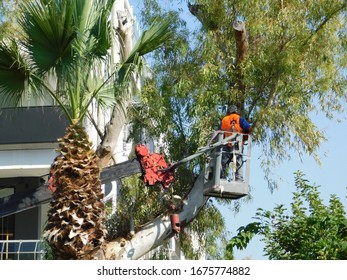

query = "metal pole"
(0, 233), (13, 260)
(159, 133), (237, 172)
(6, 233), (8, 260)
(213, 132), (223, 186)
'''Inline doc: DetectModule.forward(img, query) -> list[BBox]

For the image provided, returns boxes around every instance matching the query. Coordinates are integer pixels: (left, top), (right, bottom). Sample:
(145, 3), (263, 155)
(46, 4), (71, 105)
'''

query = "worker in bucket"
(220, 105), (252, 181)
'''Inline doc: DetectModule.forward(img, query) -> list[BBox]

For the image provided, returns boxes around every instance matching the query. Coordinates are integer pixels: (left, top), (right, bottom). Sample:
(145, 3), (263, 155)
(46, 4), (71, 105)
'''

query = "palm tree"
(0, 0), (172, 259)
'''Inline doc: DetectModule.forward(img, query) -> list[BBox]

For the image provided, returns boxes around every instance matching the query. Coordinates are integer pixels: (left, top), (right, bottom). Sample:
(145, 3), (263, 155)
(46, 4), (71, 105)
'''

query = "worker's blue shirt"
(240, 116), (251, 130)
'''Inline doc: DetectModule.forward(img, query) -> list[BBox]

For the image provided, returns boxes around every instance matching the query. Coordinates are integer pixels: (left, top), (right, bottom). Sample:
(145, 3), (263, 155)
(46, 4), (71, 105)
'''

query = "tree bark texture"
(96, 9), (134, 168)
(96, 104), (128, 168)
(101, 170), (208, 260)
(233, 21), (248, 112)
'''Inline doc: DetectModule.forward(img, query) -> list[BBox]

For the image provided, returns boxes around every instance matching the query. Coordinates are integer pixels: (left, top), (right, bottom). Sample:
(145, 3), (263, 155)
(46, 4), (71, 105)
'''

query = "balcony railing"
(0, 239), (45, 260)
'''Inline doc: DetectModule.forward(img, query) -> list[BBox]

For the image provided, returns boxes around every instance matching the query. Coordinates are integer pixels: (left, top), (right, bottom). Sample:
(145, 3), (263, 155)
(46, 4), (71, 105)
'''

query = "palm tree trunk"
(44, 123), (107, 260)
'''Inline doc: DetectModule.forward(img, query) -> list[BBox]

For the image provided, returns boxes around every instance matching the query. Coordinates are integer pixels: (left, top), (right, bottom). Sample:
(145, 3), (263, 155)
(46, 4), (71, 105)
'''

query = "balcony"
(0, 106), (69, 146)
(0, 106), (69, 178)
(0, 238), (44, 260)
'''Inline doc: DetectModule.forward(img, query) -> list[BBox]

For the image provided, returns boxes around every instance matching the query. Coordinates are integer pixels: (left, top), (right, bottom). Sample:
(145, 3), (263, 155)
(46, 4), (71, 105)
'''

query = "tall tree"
(227, 171), (347, 259)
(126, 0), (347, 258)
(0, 0), (173, 259)
(135, 0), (347, 189)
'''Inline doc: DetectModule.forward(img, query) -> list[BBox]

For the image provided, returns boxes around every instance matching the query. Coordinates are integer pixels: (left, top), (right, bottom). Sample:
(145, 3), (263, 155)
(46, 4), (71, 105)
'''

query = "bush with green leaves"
(227, 171), (347, 259)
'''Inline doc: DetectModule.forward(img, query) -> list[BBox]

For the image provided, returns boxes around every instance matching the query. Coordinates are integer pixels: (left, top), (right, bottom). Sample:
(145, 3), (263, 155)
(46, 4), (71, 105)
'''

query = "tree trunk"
(233, 21), (248, 112)
(96, 104), (128, 168)
(96, 170), (207, 260)
(96, 8), (134, 168)
(45, 124), (107, 260)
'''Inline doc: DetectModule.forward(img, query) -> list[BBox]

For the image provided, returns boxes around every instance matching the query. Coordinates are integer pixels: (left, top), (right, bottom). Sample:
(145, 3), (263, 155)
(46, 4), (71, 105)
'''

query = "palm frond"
(19, 0), (115, 75)
(79, 15), (173, 120)
(19, 0), (76, 75)
(83, 70), (117, 110)
(126, 16), (174, 63)
(94, 86), (118, 109)
(89, 0), (115, 58)
(0, 40), (28, 106)
(118, 16), (174, 84)
(71, 0), (115, 63)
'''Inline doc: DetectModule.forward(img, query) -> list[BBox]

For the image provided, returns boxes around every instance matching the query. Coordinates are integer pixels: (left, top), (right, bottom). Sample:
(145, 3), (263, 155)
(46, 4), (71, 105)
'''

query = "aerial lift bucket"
(203, 132), (251, 199)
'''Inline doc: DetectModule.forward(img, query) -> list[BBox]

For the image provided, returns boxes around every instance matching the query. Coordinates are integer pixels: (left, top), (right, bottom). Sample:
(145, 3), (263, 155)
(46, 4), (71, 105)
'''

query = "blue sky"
(221, 113), (347, 259)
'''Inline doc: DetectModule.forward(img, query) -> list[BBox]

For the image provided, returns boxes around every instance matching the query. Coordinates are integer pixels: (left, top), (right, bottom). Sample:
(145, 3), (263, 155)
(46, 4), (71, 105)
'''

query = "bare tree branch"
(233, 21), (248, 112)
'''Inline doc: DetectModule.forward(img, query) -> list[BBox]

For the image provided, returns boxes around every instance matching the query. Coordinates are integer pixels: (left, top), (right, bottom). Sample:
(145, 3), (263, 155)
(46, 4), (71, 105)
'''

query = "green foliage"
(0, 0), (174, 124)
(0, 0), (21, 39)
(127, 0), (347, 260)
(227, 222), (261, 252)
(149, 241), (172, 260)
(0, 0), (117, 120)
(41, 239), (54, 260)
(105, 174), (167, 239)
(227, 171), (347, 259)
(105, 166), (195, 239)
(183, 200), (229, 259)
(133, 0), (347, 190)
(0, 40), (29, 104)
